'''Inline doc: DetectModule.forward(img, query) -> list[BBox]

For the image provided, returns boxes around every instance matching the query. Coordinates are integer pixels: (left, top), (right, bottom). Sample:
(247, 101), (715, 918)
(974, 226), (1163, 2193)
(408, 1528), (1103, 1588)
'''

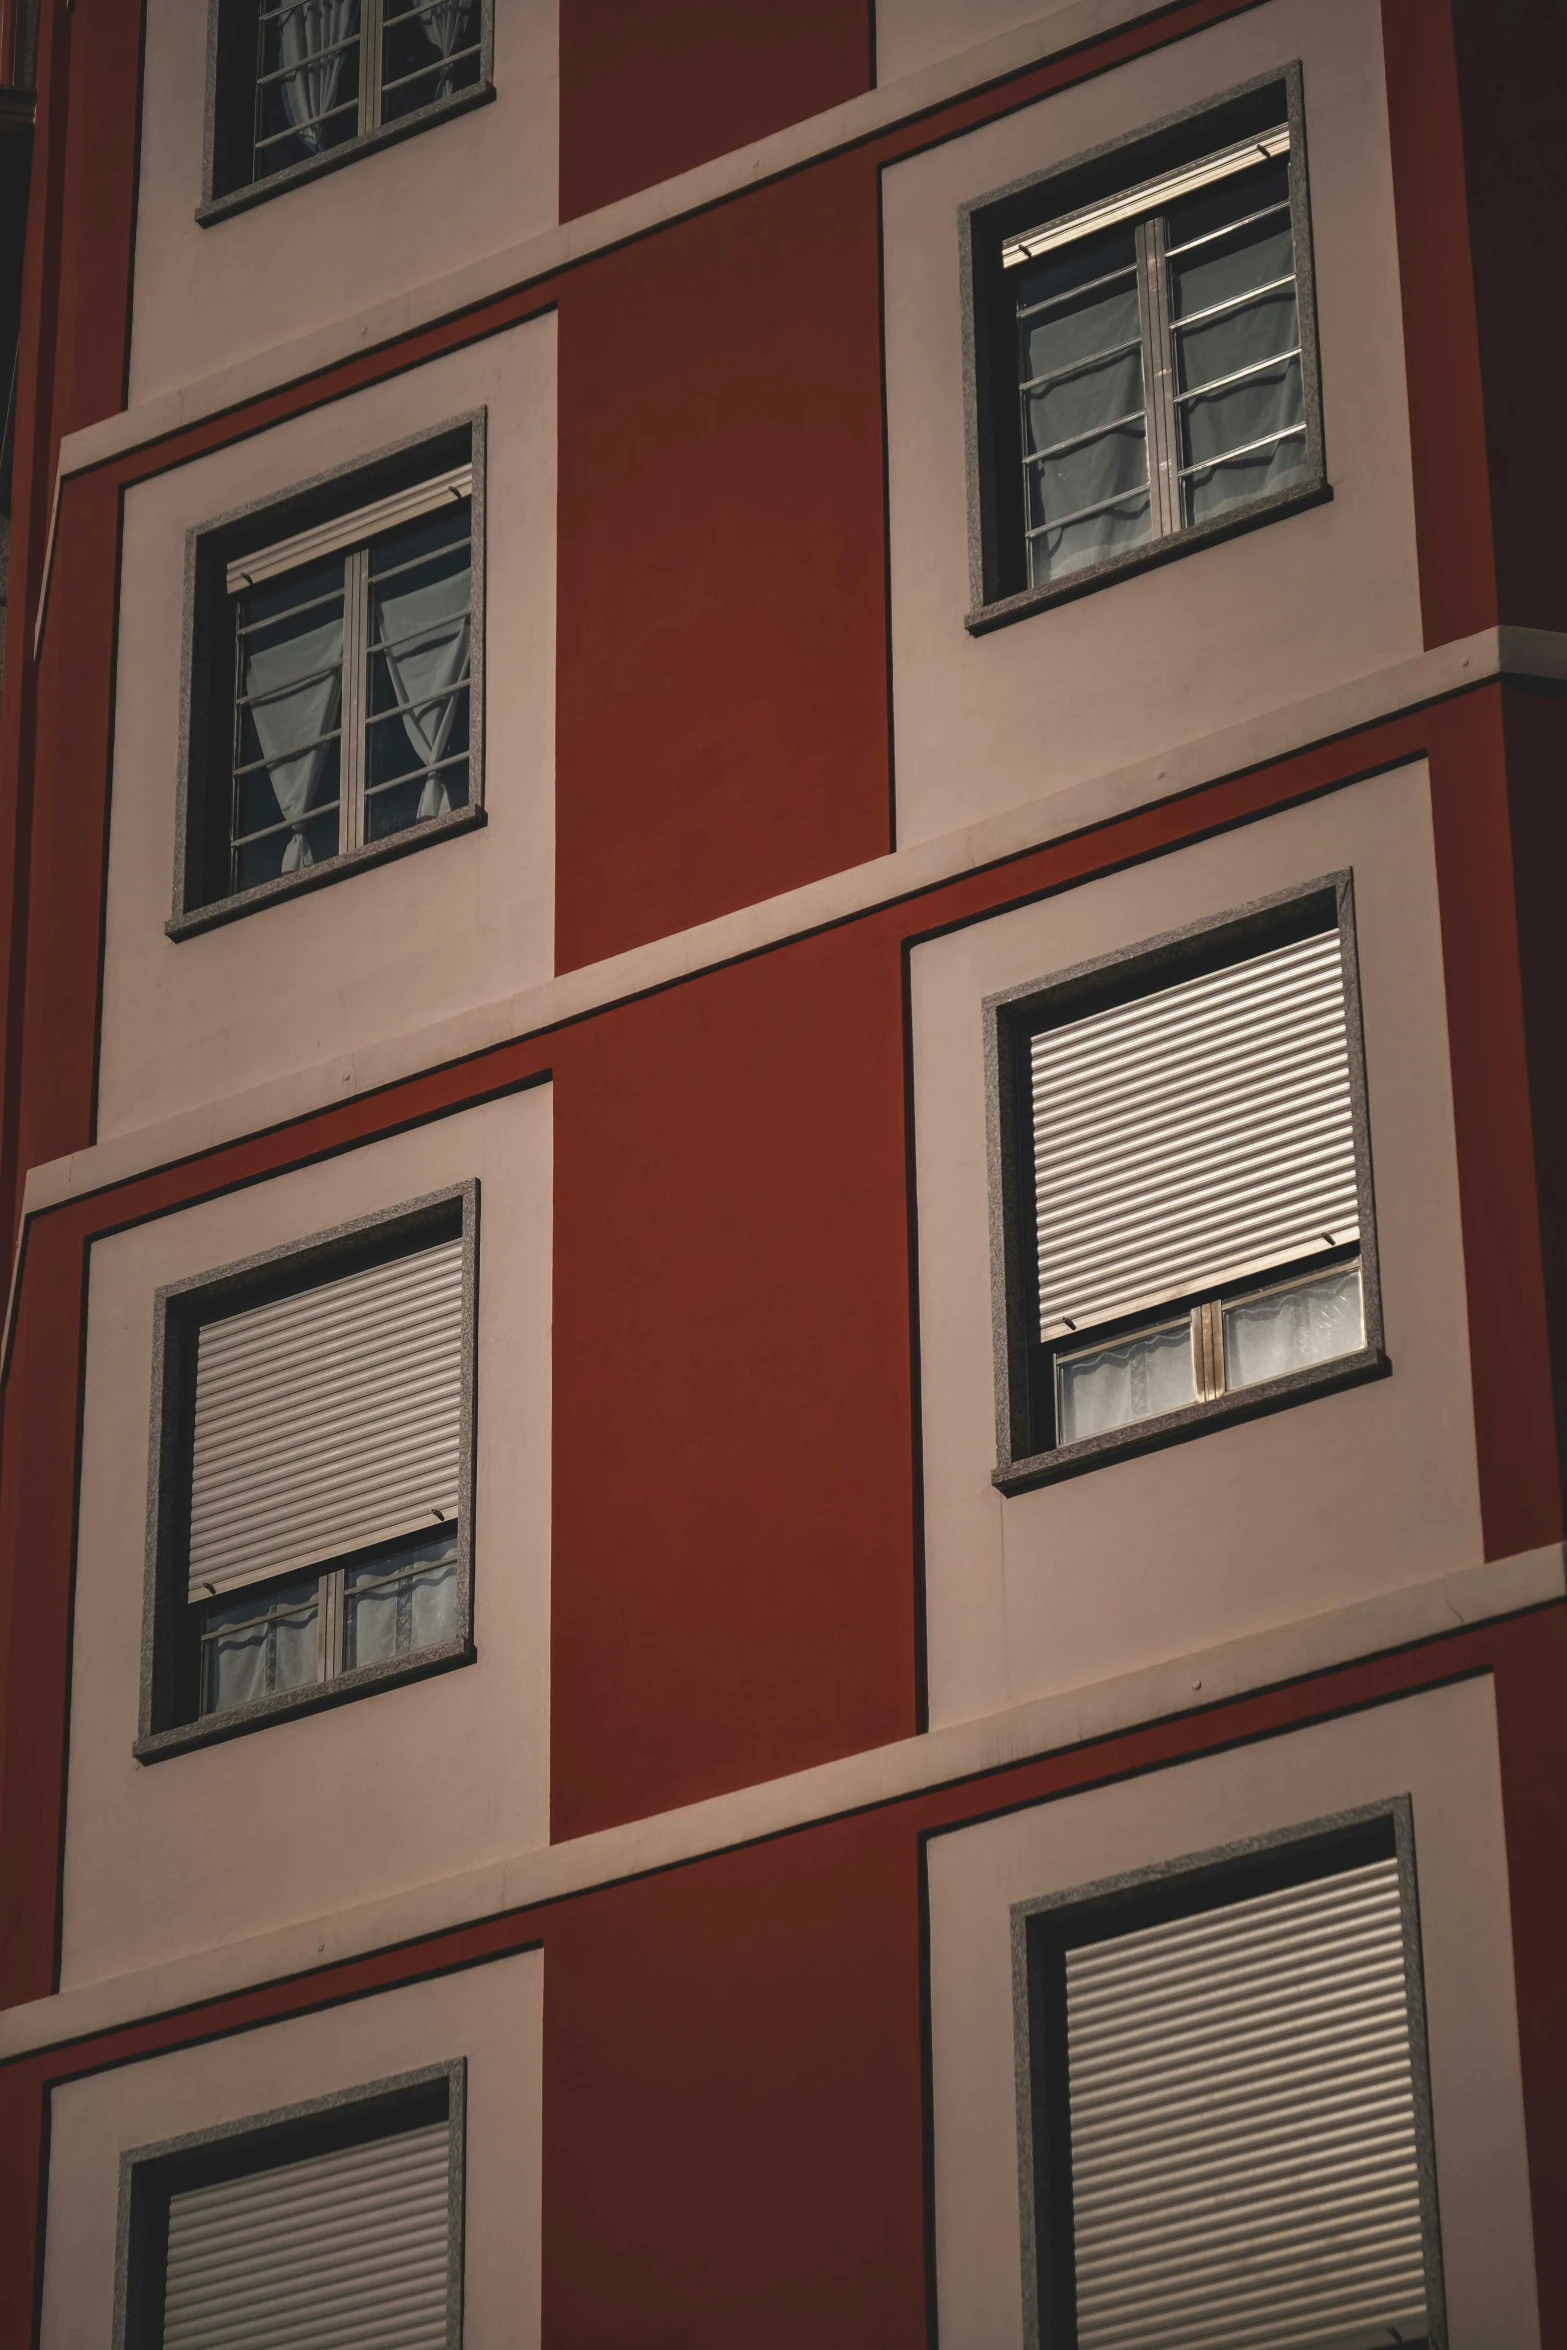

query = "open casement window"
(1014, 1817), (1445, 2350)
(990, 885), (1382, 1485)
(966, 73), (1324, 619)
(120, 2066), (463, 2350)
(223, 464), (473, 897)
(140, 1190), (475, 1751)
(209, 0), (487, 201)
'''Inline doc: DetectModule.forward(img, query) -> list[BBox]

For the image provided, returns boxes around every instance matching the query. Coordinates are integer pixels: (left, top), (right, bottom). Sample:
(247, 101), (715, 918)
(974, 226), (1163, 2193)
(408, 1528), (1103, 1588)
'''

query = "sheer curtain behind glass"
(234, 554), (345, 888)
(367, 503), (473, 837)
(273, 0), (360, 154)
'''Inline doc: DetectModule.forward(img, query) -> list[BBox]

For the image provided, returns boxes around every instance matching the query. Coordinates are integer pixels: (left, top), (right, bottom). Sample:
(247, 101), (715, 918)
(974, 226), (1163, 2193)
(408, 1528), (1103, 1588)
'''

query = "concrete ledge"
(3, 1539), (1558, 2060)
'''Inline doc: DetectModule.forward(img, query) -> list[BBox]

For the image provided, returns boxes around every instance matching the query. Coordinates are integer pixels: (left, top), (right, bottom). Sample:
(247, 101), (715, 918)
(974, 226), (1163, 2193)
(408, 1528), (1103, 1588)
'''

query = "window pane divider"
(1139, 215), (1180, 537)
(360, 0), (385, 135)
(340, 547), (370, 854)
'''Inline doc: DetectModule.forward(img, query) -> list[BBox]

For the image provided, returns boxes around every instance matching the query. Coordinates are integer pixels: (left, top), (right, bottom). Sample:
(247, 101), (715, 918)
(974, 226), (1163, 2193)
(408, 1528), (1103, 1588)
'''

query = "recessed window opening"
(225, 465), (473, 896)
(247, 0), (482, 186)
(1011, 127), (1303, 588)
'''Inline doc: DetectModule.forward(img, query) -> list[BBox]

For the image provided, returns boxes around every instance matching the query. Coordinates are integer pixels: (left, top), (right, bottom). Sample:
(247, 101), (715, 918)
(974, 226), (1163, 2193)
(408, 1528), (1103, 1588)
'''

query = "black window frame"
(961, 63), (1328, 633)
(985, 874), (1387, 1493)
(200, 0), (496, 222)
(172, 412), (486, 938)
(115, 2061), (466, 2350)
(135, 1181), (479, 1762)
(1009, 1803), (1447, 2350)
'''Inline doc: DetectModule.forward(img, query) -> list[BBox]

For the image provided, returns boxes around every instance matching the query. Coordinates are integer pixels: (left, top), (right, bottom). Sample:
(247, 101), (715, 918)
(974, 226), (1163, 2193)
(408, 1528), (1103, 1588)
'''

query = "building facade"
(0, 1), (1563, 2342)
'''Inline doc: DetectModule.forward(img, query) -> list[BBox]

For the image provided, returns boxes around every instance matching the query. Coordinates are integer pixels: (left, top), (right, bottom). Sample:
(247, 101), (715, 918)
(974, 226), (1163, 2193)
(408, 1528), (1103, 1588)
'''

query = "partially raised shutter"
(188, 1236), (464, 1603)
(1065, 1857), (1430, 2350)
(163, 2119), (452, 2350)
(1030, 927), (1359, 1339)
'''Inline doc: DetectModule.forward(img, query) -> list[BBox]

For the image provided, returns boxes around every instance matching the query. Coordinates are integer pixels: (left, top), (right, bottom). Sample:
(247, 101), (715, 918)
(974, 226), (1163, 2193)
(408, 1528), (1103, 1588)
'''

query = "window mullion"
(319, 1567), (346, 1680)
(359, 0), (385, 135)
(341, 547), (369, 852)
(1138, 214), (1180, 538)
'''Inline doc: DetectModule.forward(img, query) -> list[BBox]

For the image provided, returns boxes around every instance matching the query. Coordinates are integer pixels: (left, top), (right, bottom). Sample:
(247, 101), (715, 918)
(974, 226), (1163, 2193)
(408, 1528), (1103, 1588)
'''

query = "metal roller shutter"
(1066, 1857), (1430, 2350)
(188, 1236), (464, 1604)
(1030, 928), (1359, 1339)
(162, 2119), (452, 2350)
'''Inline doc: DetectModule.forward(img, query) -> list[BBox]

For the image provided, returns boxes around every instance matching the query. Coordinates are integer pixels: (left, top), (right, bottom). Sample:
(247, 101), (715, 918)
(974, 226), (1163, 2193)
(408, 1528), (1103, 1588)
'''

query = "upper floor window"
(204, 0), (494, 216)
(964, 71), (1326, 628)
(175, 421), (483, 933)
(137, 1187), (476, 1757)
(1013, 1813), (1445, 2350)
(120, 2065), (464, 2348)
(988, 881), (1384, 1489)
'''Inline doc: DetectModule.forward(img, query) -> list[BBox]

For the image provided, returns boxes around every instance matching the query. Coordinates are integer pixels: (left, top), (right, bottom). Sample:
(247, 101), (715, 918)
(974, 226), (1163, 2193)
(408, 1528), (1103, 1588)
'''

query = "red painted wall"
(554, 150), (890, 971)
(550, 917), (917, 1840)
(558, 0), (872, 222)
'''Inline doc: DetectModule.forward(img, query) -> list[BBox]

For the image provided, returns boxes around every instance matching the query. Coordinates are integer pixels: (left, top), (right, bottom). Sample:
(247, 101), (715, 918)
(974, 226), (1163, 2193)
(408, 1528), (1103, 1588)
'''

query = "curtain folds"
(416, 0), (474, 97)
(243, 614), (344, 870)
(278, 0), (359, 152)
(373, 563), (471, 819)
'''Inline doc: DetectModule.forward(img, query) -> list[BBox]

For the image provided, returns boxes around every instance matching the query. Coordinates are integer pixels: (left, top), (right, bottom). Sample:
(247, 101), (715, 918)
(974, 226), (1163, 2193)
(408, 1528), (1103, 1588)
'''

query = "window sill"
(993, 1343), (1389, 1495)
(134, 1634), (474, 1763)
(965, 475), (1332, 637)
(198, 81), (496, 226)
(168, 801), (485, 939)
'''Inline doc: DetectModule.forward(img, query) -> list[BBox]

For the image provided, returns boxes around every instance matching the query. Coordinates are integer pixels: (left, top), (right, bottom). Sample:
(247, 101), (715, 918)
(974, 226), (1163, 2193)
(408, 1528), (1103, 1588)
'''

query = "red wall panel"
(554, 151), (890, 972)
(550, 916), (917, 1840)
(558, 0), (872, 222)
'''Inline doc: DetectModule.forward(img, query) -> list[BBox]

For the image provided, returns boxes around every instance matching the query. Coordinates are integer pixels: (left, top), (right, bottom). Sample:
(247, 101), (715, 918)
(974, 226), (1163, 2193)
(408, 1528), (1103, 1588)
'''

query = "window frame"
(960, 63), (1328, 632)
(199, 0), (497, 223)
(171, 411), (486, 938)
(135, 1179), (480, 1762)
(114, 2060), (466, 2350)
(1008, 1801), (1447, 2350)
(984, 873), (1387, 1493)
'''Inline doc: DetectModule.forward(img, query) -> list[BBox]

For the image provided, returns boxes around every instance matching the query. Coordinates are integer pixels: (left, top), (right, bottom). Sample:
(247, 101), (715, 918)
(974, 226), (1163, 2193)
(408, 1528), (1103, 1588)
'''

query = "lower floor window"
(1054, 1253), (1364, 1445)
(198, 1526), (459, 1718)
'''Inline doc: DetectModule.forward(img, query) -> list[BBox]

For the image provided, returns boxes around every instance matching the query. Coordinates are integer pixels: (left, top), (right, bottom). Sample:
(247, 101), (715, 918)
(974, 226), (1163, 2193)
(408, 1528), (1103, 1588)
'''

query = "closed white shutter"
(1031, 928), (1359, 1339)
(1066, 1857), (1430, 2350)
(163, 2119), (452, 2350)
(188, 1236), (464, 1604)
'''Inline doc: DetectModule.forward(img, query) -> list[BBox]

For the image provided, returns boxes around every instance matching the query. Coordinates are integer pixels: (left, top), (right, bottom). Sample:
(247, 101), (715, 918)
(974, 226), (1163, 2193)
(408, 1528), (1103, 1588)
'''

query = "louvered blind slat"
(163, 2120), (452, 2350)
(1031, 930), (1359, 1337)
(188, 1238), (463, 1602)
(1065, 1857), (1429, 2350)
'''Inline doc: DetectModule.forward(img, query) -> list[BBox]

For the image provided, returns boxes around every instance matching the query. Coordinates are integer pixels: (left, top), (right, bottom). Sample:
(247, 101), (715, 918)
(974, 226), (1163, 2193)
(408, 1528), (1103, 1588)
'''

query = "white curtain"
(417, 0), (474, 97)
(243, 613), (343, 870)
(278, 0), (359, 152)
(1223, 1267), (1363, 1392)
(1057, 1321), (1196, 1444)
(373, 561), (470, 819)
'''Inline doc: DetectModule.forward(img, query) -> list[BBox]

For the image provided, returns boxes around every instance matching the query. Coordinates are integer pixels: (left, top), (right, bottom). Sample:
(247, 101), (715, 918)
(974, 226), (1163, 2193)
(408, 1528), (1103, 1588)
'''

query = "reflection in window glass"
(200, 1572), (320, 1716)
(1224, 1264), (1364, 1392)
(344, 1530), (460, 1669)
(1057, 1319), (1197, 1443)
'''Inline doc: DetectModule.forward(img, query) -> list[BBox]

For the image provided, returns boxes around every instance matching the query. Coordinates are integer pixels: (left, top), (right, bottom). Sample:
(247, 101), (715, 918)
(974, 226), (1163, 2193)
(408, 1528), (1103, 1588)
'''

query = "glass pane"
(1175, 282), (1299, 398)
(1184, 410), (1308, 523)
(1057, 1319), (1197, 1444)
(1029, 485), (1152, 587)
(1019, 273), (1141, 393)
(200, 1573), (320, 1717)
(1026, 419), (1148, 537)
(234, 558), (345, 888)
(343, 1530), (460, 1670)
(1223, 1265), (1364, 1392)
(1023, 345), (1143, 467)
(381, 0), (482, 124)
(1167, 159), (1293, 322)
(366, 505), (473, 842)
(255, 0), (362, 178)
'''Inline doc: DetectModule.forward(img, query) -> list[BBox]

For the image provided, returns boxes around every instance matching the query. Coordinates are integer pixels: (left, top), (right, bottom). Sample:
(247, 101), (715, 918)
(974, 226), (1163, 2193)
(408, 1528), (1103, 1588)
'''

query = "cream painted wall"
(910, 762), (1481, 1727)
(875, 0), (1146, 86)
(927, 1677), (1541, 2348)
(97, 316), (555, 1141)
(882, 0), (1422, 846)
(60, 1086), (551, 1989)
(128, 0), (557, 405)
(40, 1950), (543, 2349)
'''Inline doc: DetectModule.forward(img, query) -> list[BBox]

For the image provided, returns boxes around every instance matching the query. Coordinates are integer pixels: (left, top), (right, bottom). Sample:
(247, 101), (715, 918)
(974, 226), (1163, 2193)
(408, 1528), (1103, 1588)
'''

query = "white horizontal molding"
(17, 625), (1562, 1240)
(3, 1539), (1559, 2059)
(54, 0), (1174, 487)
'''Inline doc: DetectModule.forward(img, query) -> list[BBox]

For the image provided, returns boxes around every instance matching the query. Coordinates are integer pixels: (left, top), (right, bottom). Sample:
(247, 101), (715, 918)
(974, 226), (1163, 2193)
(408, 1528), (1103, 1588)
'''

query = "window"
(138, 1187), (476, 1755)
(988, 881), (1383, 1487)
(1012, 1813), (1445, 2350)
(176, 422), (482, 930)
(118, 2065), (463, 2350)
(964, 71), (1325, 624)
(205, 0), (493, 212)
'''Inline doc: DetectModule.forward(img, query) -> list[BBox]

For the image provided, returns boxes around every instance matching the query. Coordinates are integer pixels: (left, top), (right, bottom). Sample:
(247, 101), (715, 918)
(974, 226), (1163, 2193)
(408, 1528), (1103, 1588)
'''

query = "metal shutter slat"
(188, 1238), (464, 1601)
(163, 2120), (451, 2350)
(1064, 1857), (1428, 2350)
(1031, 929), (1359, 1335)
